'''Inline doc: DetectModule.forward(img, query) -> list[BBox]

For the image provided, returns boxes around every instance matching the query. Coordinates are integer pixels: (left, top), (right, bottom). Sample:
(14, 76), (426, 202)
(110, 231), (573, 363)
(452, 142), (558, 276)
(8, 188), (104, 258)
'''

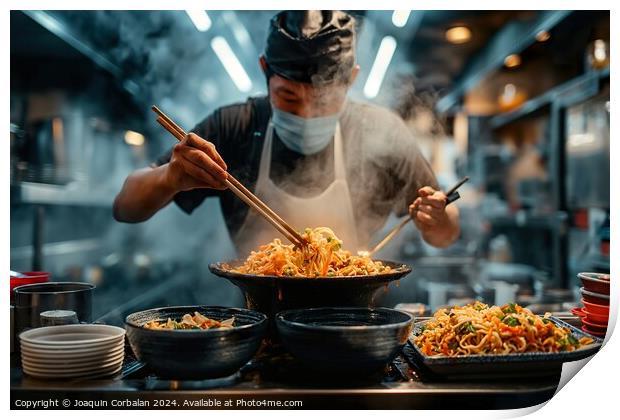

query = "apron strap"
(333, 123), (346, 182)
(256, 122), (275, 186)
(260, 120), (345, 184)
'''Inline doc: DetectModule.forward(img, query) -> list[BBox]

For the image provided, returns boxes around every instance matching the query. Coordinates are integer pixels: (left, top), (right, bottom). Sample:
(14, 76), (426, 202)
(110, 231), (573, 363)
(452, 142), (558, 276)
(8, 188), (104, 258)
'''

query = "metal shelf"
(21, 11), (143, 100)
(489, 67), (610, 129)
(11, 181), (114, 207)
(487, 211), (568, 229)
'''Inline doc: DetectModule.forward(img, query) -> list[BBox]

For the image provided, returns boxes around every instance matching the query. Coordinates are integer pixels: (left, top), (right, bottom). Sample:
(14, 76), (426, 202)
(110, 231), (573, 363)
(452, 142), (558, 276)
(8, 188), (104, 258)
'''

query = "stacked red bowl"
(573, 273), (610, 337)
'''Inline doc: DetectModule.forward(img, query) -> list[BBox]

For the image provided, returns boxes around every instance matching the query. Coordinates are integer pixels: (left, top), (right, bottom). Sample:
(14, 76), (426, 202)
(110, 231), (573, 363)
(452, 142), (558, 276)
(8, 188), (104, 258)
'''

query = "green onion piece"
(503, 316), (520, 327)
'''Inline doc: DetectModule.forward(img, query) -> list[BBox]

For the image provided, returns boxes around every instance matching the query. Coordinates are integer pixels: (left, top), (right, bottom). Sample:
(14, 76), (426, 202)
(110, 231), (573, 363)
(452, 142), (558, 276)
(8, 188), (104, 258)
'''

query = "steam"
(16, 11), (257, 315)
(56, 11), (271, 127)
(14, 12), (449, 316)
(390, 74), (446, 138)
(252, 12), (446, 257)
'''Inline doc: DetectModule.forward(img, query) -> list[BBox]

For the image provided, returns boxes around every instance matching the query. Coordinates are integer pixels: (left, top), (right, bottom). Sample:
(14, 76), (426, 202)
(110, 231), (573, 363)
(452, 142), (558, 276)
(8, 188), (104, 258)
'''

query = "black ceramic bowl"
(209, 261), (412, 319)
(276, 307), (413, 375)
(125, 306), (267, 379)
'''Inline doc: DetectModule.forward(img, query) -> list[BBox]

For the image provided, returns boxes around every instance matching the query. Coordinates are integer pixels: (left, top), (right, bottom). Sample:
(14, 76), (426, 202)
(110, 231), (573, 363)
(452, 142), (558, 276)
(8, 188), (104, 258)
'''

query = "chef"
(113, 10), (460, 255)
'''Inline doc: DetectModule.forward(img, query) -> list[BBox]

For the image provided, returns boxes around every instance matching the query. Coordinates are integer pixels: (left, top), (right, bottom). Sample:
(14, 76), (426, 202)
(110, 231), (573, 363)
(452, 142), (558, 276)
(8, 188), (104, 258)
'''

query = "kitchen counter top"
(11, 347), (559, 410)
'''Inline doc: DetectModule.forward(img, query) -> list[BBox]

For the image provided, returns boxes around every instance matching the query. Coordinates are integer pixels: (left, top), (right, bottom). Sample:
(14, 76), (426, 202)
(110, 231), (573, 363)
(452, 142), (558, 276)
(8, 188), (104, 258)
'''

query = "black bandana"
(264, 10), (356, 84)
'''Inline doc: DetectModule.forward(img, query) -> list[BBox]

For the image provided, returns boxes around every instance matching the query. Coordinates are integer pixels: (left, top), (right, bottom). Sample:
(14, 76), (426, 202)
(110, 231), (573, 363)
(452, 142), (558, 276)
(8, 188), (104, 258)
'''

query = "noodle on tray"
(414, 302), (594, 356)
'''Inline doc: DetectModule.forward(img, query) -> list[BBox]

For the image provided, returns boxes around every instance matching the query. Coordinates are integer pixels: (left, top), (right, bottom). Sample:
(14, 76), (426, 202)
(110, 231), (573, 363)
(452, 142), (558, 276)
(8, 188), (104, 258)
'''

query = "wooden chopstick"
(156, 118), (184, 140)
(225, 175), (306, 245)
(153, 110), (305, 245)
(363, 217), (411, 257)
(361, 176), (470, 257)
(155, 117), (303, 247)
(153, 109), (305, 248)
(153, 106), (185, 137)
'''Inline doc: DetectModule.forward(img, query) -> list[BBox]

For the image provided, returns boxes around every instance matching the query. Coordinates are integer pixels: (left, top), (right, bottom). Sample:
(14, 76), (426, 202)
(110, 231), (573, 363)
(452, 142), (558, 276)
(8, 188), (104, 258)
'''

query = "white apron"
(234, 121), (359, 257)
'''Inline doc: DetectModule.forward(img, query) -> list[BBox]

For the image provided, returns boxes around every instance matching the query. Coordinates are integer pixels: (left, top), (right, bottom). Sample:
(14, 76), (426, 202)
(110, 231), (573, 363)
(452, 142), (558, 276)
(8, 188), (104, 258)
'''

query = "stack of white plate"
(20, 324), (126, 379)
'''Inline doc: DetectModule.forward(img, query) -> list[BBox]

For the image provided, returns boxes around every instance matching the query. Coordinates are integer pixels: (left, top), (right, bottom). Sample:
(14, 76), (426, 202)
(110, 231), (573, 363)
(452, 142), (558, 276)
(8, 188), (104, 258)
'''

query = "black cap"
(264, 10), (356, 85)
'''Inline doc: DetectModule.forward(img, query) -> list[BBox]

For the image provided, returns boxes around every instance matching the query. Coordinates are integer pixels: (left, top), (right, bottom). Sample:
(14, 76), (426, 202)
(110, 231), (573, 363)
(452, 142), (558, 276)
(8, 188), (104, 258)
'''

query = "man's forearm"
(113, 164), (177, 223)
(420, 205), (460, 248)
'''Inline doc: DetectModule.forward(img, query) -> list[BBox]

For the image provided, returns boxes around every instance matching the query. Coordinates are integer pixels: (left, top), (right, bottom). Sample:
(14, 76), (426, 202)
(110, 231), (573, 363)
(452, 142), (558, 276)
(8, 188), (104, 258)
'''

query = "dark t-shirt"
(155, 96), (438, 246)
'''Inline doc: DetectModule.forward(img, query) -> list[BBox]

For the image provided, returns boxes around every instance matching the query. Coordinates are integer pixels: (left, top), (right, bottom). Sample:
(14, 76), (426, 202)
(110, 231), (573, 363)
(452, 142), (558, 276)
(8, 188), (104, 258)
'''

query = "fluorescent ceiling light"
(186, 10), (212, 32)
(363, 36), (397, 99)
(211, 36), (253, 93)
(392, 10), (411, 28)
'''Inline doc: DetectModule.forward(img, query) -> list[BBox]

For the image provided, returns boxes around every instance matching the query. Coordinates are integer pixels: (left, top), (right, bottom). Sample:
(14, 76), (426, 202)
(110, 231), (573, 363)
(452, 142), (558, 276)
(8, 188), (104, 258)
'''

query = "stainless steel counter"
(11, 346), (559, 409)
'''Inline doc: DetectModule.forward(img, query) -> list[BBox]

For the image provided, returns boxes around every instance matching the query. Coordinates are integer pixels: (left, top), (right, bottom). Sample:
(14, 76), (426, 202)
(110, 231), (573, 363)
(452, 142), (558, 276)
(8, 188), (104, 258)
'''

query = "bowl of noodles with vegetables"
(209, 227), (412, 319)
(125, 306), (267, 379)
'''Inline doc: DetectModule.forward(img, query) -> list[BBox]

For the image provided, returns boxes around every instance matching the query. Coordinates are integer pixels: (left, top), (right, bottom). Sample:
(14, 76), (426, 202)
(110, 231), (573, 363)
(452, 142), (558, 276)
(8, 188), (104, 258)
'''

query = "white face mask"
(271, 107), (341, 155)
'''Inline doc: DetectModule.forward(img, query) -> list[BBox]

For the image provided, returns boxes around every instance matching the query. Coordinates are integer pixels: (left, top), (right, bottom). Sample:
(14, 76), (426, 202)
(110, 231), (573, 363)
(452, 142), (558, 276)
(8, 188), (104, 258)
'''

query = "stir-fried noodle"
(234, 227), (393, 277)
(414, 302), (594, 356)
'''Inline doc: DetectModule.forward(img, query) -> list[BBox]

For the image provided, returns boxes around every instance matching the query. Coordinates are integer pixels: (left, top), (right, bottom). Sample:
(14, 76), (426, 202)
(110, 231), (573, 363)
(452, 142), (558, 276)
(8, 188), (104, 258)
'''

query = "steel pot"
(13, 282), (95, 337)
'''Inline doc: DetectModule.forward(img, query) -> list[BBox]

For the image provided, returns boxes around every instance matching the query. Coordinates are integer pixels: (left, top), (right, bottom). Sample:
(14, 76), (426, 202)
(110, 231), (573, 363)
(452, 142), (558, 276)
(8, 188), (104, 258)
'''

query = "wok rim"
(276, 306), (414, 332)
(208, 259), (412, 282)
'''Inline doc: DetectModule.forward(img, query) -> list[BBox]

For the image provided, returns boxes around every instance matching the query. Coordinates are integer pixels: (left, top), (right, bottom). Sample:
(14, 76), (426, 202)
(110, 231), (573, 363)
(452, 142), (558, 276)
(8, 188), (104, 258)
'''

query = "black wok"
(208, 260), (412, 319)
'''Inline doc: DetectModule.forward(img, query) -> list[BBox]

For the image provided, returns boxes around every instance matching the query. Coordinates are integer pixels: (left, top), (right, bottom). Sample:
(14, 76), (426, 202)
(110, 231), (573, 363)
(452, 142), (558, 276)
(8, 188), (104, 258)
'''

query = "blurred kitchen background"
(10, 10), (610, 324)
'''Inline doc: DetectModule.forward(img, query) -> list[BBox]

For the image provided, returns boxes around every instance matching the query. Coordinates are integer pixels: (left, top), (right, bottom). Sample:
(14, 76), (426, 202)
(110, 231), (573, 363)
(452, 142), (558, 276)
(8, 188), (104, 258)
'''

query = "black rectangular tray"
(405, 317), (602, 380)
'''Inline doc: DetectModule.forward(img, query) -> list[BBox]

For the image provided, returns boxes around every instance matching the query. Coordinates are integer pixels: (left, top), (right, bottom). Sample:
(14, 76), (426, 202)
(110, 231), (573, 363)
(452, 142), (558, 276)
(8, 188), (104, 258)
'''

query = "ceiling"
(10, 10), (610, 123)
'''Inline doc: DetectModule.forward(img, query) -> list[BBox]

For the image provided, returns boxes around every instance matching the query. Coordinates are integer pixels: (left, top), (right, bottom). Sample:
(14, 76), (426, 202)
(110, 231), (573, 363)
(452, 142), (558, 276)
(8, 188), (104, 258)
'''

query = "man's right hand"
(164, 133), (228, 192)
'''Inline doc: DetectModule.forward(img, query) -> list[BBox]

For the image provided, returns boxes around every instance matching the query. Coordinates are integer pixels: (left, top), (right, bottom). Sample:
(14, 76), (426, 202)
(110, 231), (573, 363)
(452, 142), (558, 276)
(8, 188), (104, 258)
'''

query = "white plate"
(22, 355), (124, 373)
(24, 332), (117, 344)
(21, 347), (125, 365)
(23, 364), (123, 379)
(20, 336), (124, 352)
(23, 364), (122, 379)
(20, 339), (124, 352)
(22, 359), (124, 376)
(21, 344), (124, 359)
(20, 344), (124, 359)
(20, 324), (125, 346)
(20, 339), (125, 354)
(23, 354), (124, 371)
(23, 359), (123, 373)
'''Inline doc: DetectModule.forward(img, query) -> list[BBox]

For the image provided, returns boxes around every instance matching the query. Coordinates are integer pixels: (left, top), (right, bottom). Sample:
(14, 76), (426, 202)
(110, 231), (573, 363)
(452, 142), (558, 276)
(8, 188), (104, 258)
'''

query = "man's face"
(268, 74), (348, 118)
(262, 59), (359, 118)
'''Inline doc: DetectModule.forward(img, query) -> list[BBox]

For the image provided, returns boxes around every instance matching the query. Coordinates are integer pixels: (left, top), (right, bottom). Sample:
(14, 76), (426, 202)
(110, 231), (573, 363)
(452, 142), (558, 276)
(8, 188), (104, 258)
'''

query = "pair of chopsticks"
(358, 176), (469, 257)
(151, 105), (306, 248)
